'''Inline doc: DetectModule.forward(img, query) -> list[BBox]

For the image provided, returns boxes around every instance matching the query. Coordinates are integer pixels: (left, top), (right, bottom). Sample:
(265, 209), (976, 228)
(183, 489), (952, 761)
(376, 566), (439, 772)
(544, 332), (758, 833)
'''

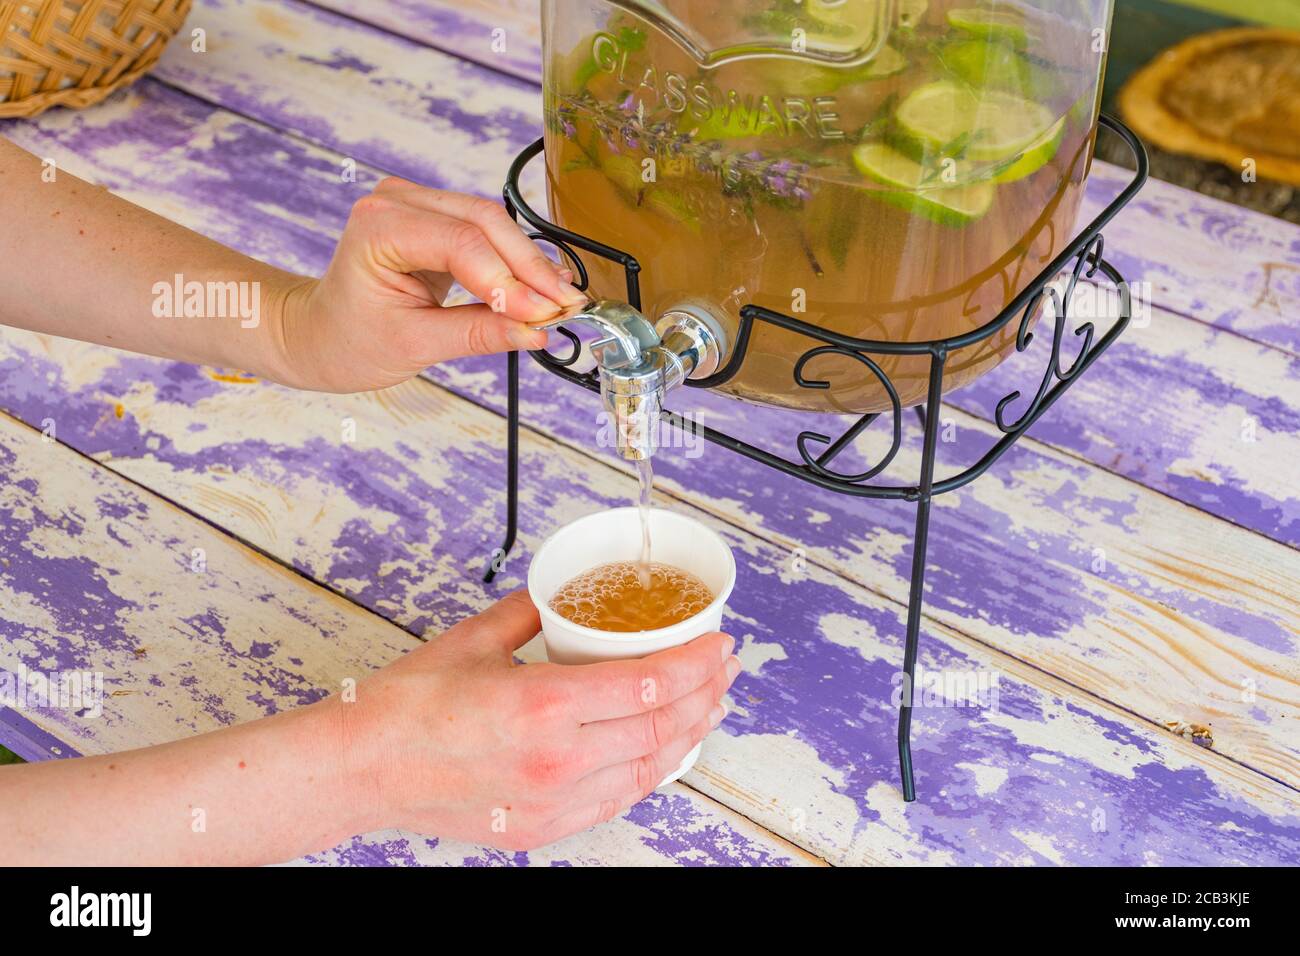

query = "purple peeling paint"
(6, 66), (1296, 567)
(314, 0), (544, 83)
(0, 0), (1294, 867)
(0, 334), (1294, 862)
(0, 705), (85, 761)
(301, 790), (796, 866)
(1082, 164), (1300, 356)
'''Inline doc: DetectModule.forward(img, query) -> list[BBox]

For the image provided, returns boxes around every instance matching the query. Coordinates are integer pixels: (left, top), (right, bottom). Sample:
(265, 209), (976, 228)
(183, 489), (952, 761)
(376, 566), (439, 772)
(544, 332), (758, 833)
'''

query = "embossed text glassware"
(540, 0), (1115, 412)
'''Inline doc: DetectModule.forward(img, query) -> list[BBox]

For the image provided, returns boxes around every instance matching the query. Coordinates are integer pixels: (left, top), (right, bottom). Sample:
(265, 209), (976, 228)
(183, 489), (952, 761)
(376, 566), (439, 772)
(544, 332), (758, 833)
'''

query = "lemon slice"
(852, 141), (995, 225)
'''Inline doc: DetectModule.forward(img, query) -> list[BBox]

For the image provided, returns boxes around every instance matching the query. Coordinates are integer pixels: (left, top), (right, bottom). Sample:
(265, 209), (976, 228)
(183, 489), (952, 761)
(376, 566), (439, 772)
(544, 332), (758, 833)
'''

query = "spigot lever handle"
(532, 298), (660, 371)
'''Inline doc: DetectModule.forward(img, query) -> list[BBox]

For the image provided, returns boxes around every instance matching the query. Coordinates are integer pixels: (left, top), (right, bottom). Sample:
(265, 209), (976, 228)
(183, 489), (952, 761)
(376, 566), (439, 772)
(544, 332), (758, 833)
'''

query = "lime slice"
(895, 81), (1057, 163)
(852, 141), (994, 225)
(601, 155), (702, 232)
(940, 38), (1033, 92)
(894, 80), (980, 152)
(852, 141), (927, 188)
(968, 90), (1057, 161)
(862, 43), (908, 78)
(946, 7), (1031, 48)
(992, 116), (1065, 182)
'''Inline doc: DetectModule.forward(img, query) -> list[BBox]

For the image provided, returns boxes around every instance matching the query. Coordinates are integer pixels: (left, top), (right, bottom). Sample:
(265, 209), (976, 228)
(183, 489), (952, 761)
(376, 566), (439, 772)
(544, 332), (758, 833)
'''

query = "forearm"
(0, 699), (373, 865)
(0, 136), (302, 383)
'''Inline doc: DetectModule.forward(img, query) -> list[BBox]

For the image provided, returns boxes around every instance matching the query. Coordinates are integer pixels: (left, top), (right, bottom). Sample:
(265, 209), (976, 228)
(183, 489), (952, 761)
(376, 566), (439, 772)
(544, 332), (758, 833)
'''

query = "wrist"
(256, 272), (317, 390)
(314, 692), (387, 839)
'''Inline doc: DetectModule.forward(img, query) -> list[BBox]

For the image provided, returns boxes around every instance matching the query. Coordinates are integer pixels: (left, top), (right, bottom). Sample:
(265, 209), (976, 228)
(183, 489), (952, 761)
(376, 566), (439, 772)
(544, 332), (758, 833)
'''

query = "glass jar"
(542, 0), (1112, 411)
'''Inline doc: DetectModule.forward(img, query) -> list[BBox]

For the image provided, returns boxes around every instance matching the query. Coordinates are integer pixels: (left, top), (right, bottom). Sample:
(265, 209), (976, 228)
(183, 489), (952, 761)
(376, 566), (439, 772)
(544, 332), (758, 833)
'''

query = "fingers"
(408, 269), (456, 305)
(536, 795), (643, 849)
(542, 707), (725, 842)
(559, 631), (735, 723)
(576, 653), (740, 769)
(445, 589), (542, 656)
(411, 302), (546, 358)
(348, 194), (556, 325)
(372, 178), (585, 312)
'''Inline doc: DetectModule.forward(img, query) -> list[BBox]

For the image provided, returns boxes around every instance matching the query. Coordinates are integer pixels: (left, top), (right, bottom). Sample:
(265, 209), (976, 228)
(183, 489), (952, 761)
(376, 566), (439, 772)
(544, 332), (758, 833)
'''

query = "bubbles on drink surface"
(548, 561), (714, 631)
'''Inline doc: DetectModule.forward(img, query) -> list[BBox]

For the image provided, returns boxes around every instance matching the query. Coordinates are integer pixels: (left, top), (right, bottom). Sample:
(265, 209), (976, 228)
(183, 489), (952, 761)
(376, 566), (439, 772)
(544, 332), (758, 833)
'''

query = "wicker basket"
(0, 0), (191, 119)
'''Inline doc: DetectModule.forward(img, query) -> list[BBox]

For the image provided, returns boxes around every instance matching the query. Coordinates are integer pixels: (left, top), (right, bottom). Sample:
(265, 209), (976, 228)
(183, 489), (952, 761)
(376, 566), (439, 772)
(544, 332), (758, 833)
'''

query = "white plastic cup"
(527, 506), (736, 785)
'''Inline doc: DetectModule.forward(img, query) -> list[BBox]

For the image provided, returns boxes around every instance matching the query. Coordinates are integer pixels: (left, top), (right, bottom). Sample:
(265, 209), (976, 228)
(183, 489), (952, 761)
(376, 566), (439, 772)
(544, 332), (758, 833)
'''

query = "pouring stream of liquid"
(636, 458), (653, 589)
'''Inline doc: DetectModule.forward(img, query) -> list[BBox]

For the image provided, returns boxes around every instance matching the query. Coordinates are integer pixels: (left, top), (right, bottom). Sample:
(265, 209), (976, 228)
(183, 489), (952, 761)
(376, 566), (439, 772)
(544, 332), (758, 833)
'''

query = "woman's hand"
(0, 590), (739, 865)
(272, 178), (588, 393)
(3, 140), (577, 390)
(340, 590), (741, 851)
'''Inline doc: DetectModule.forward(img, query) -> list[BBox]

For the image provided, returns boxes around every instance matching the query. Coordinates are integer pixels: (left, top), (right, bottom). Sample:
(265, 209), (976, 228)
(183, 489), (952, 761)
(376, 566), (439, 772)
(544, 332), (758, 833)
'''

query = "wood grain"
(4, 78), (1295, 785)
(0, 339), (1294, 864)
(309, 0), (542, 81)
(136, 0), (1300, 549)
(0, 0), (1295, 865)
(0, 408), (814, 866)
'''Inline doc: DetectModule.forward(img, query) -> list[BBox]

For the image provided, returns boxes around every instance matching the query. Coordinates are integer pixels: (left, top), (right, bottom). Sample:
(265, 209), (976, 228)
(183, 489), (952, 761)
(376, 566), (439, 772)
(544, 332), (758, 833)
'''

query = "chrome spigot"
(532, 298), (727, 460)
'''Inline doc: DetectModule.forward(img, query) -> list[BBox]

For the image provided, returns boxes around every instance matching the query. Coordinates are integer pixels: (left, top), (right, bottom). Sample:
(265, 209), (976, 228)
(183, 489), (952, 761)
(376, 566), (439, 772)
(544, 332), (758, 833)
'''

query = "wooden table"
(1, 0), (1297, 866)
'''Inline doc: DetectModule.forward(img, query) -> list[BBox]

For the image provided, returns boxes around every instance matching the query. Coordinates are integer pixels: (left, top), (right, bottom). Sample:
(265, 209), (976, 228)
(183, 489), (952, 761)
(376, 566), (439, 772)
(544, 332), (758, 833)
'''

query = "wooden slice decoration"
(1120, 27), (1300, 186)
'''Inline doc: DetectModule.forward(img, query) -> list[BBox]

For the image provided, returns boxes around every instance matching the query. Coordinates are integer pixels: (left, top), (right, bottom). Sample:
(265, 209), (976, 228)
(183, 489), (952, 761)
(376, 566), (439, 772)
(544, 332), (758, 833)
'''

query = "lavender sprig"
(549, 90), (818, 209)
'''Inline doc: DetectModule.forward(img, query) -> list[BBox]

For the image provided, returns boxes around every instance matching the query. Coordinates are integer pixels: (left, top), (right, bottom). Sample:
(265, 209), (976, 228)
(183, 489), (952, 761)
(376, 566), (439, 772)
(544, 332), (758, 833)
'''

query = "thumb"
(452, 589), (542, 657)
(419, 302), (547, 361)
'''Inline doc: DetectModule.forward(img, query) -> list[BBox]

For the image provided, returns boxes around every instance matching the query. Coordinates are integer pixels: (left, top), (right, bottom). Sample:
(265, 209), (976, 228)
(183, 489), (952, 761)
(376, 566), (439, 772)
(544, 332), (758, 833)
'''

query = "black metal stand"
(484, 115), (1148, 802)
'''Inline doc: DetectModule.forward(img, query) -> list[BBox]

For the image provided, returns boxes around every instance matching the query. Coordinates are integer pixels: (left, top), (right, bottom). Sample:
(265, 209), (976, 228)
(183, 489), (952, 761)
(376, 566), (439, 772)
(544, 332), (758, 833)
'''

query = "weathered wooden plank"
(481, 366), (1300, 786)
(136, 0), (1300, 550)
(2, 81), (1297, 785)
(160, 0), (543, 202)
(308, 0), (542, 82)
(5, 0), (1289, 868)
(948, 296), (1300, 547)
(0, 334), (1295, 865)
(0, 707), (74, 762)
(1082, 163), (1300, 357)
(0, 410), (813, 866)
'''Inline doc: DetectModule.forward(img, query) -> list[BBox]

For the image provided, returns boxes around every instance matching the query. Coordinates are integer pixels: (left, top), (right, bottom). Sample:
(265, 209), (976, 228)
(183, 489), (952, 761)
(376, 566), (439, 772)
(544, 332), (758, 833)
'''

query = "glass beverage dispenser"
(539, 0), (1113, 415)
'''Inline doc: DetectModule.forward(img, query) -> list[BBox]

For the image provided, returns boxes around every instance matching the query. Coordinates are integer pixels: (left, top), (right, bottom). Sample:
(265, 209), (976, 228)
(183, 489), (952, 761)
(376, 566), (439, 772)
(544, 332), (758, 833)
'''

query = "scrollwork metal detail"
(501, 115), (1147, 501)
(994, 233), (1105, 434)
(520, 232), (592, 373)
(792, 347), (903, 483)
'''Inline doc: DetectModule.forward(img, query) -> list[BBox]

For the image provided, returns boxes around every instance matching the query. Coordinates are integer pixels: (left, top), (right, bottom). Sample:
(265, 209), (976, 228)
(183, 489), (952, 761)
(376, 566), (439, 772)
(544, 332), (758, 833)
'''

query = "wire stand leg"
(897, 352), (945, 801)
(483, 350), (520, 583)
